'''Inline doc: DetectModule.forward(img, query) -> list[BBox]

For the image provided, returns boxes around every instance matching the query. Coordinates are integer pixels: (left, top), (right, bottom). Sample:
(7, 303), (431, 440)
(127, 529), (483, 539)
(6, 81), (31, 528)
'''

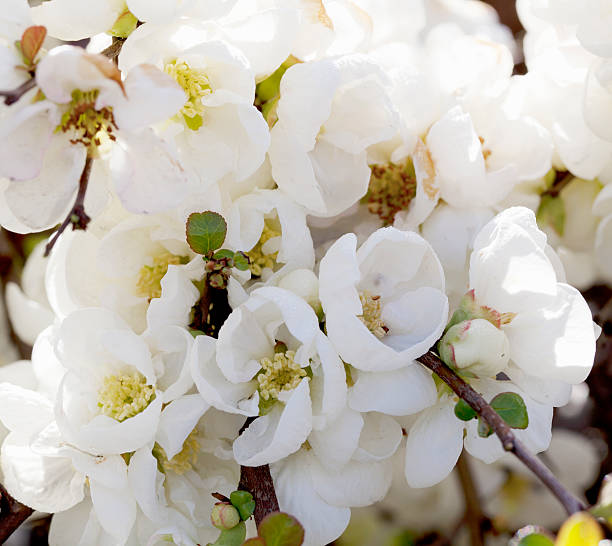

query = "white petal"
(349, 364), (436, 416)
(89, 477), (137, 544)
(404, 401), (464, 488)
(156, 395), (209, 459)
(309, 408), (363, 470)
(353, 412), (403, 462)
(233, 379), (312, 466)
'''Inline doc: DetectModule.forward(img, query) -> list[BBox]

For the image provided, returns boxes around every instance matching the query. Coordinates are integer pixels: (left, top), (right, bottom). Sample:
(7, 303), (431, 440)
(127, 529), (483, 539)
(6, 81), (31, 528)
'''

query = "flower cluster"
(0, 1), (604, 545)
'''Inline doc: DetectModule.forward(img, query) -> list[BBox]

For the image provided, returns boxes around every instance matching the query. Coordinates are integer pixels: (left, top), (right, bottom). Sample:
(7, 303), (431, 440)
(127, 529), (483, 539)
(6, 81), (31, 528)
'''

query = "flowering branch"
(238, 418), (280, 525)
(44, 155), (93, 257)
(0, 483), (33, 543)
(101, 37), (125, 62)
(417, 352), (586, 516)
(0, 78), (36, 105)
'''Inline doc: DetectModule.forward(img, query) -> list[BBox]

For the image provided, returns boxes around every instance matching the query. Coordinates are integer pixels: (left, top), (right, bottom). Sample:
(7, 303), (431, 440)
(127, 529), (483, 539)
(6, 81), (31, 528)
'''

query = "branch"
(101, 37), (125, 63)
(0, 78), (36, 105)
(0, 483), (33, 543)
(238, 418), (280, 525)
(44, 155), (93, 257)
(455, 453), (486, 546)
(417, 352), (585, 516)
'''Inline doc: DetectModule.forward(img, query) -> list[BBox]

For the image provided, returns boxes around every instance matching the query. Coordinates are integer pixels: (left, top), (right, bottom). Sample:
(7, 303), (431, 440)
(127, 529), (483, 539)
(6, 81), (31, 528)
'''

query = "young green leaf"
(454, 399), (477, 422)
(186, 211), (227, 255)
(208, 521), (246, 546)
(233, 251), (250, 271)
(242, 539), (266, 546)
(213, 249), (236, 262)
(490, 392), (529, 429)
(258, 512), (305, 546)
(229, 490), (256, 521)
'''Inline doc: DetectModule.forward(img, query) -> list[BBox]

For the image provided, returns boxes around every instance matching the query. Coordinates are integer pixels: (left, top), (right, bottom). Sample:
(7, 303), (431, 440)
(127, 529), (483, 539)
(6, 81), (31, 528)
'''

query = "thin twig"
(0, 78), (36, 105)
(44, 156), (93, 257)
(237, 417), (280, 525)
(0, 483), (33, 543)
(101, 37), (125, 63)
(417, 352), (586, 516)
(455, 453), (485, 546)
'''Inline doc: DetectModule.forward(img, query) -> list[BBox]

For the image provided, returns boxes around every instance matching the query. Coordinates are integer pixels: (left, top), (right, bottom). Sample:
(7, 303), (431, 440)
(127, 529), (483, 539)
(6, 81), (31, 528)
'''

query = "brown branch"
(101, 37), (125, 63)
(44, 156), (93, 257)
(417, 352), (586, 516)
(238, 417), (280, 525)
(455, 453), (486, 546)
(0, 78), (36, 106)
(0, 483), (33, 543)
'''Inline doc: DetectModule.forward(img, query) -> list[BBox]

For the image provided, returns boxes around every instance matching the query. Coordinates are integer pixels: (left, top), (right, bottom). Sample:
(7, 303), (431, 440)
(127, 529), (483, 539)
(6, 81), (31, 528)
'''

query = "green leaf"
(490, 392), (529, 429)
(189, 329), (205, 338)
(454, 399), (477, 422)
(213, 249), (236, 262)
(233, 251), (250, 271)
(477, 417), (493, 438)
(108, 9), (138, 38)
(517, 534), (554, 546)
(186, 211), (227, 255)
(208, 521), (246, 546)
(229, 490), (255, 521)
(536, 194), (565, 236)
(242, 539), (266, 546)
(258, 512), (305, 546)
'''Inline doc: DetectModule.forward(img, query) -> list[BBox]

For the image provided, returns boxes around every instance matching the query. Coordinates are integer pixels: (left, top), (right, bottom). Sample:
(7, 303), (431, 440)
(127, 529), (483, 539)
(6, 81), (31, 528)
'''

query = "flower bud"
(210, 502), (241, 530)
(439, 319), (509, 377)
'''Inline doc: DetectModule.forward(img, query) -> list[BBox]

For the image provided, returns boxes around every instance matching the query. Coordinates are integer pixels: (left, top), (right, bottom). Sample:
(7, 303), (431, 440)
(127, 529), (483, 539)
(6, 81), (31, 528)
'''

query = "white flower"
(0, 46), (190, 228)
(118, 22), (270, 188)
(404, 380), (553, 488)
(225, 189), (314, 283)
(271, 408), (402, 546)
(319, 226), (448, 415)
(191, 286), (346, 466)
(269, 55), (399, 217)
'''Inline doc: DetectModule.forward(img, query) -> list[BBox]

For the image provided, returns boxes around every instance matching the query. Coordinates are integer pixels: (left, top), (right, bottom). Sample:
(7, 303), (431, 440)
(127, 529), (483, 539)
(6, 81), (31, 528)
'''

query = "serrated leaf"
(555, 512), (603, 546)
(518, 534), (554, 546)
(491, 392), (529, 429)
(536, 194), (565, 236)
(454, 399), (477, 422)
(477, 417), (493, 438)
(229, 490), (255, 521)
(20, 26), (46, 66)
(186, 211), (227, 255)
(209, 521), (246, 546)
(258, 512), (305, 546)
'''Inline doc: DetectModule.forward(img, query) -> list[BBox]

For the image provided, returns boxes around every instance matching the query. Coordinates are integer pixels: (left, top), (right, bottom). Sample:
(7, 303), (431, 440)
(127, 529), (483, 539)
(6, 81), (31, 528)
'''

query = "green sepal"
(208, 521), (246, 546)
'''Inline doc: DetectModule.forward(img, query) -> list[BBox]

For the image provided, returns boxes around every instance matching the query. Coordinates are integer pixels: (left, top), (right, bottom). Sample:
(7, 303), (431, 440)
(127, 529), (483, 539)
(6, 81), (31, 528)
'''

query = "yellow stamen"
(152, 429), (200, 475)
(97, 371), (155, 422)
(55, 89), (117, 152)
(246, 222), (281, 277)
(257, 350), (306, 401)
(366, 160), (417, 225)
(136, 252), (184, 300)
(164, 59), (212, 131)
(358, 291), (387, 338)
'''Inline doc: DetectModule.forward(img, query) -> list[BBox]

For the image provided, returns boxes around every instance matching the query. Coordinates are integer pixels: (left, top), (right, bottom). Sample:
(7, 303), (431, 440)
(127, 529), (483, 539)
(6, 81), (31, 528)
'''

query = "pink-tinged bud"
(211, 502), (241, 530)
(439, 319), (509, 378)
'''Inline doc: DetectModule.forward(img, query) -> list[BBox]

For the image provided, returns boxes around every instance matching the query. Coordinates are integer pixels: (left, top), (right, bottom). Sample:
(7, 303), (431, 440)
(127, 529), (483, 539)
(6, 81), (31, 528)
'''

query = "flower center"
(257, 350), (307, 401)
(55, 89), (117, 151)
(152, 429), (200, 475)
(136, 252), (185, 300)
(97, 371), (155, 422)
(365, 160), (417, 225)
(247, 221), (281, 277)
(164, 59), (212, 131)
(358, 291), (388, 338)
